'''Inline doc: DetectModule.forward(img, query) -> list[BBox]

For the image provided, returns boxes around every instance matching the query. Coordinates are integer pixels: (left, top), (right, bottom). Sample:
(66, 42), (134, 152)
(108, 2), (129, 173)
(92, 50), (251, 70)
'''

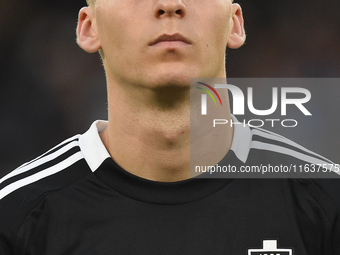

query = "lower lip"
(151, 41), (191, 48)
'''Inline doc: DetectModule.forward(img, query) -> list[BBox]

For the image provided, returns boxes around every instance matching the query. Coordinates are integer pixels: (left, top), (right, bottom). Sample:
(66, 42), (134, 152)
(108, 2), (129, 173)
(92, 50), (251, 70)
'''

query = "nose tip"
(154, 0), (186, 18)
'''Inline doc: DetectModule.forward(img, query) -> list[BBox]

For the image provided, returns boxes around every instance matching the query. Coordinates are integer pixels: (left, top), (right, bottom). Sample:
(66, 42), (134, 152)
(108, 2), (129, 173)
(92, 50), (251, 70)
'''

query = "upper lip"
(149, 33), (192, 46)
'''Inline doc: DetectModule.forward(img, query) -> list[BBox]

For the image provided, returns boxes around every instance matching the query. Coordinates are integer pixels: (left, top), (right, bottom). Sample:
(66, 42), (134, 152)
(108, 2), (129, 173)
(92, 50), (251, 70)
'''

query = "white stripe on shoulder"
(0, 151), (84, 200)
(0, 140), (80, 185)
(252, 129), (333, 164)
(251, 141), (338, 174)
(15, 134), (81, 170)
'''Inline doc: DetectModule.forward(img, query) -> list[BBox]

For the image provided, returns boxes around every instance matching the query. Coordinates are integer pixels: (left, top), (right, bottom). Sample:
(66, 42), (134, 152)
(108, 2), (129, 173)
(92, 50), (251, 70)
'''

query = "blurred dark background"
(1, 0), (339, 176)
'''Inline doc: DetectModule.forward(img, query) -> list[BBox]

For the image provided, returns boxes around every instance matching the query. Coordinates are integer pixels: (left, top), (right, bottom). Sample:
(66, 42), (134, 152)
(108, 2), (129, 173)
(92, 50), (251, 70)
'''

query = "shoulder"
(0, 134), (92, 251)
(246, 127), (340, 217)
(0, 134), (87, 201)
(248, 126), (335, 166)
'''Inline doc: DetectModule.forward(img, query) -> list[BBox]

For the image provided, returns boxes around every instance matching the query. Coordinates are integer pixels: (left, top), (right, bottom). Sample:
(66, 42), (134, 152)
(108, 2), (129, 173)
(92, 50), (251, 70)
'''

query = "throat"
(100, 106), (192, 182)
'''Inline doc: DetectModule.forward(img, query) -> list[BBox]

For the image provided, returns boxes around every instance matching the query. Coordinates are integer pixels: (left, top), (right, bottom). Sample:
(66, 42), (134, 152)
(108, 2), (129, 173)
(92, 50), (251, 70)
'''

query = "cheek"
(212, 12), (231, 46)
(96, 4), (138, 55)
(200, 19), (230, 59)
(96, 17), (124, 52)
(196, 4), (231, 52)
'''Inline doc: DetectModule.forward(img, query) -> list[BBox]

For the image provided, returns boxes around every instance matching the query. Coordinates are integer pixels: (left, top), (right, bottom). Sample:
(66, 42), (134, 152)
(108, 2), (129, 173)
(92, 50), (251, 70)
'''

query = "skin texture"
(77, 0), (245, 182)
(87, 0), (234, 6)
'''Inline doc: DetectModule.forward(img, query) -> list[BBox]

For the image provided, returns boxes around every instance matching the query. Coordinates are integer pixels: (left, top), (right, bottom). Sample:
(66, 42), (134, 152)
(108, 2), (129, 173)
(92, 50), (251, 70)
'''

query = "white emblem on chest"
(248, 240), (293, 255)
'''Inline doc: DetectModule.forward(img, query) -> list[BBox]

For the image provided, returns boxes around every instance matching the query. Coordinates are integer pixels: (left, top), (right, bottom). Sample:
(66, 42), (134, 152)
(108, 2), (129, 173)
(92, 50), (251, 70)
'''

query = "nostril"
(157, 9), (184, 17)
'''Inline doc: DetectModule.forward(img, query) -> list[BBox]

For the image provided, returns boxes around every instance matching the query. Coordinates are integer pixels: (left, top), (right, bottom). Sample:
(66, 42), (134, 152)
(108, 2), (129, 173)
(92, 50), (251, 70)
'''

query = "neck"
(100, 77), (233, 182)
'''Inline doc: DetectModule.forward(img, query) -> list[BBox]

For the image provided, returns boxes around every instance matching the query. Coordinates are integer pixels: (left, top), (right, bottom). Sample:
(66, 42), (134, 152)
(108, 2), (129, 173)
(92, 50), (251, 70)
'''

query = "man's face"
(93, 0), (235, 88)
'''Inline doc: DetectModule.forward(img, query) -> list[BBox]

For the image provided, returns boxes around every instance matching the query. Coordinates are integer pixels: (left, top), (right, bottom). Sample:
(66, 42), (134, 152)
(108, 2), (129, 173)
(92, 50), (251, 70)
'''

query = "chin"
(138, 74), (189, 90)
(147, 66), (202, 88)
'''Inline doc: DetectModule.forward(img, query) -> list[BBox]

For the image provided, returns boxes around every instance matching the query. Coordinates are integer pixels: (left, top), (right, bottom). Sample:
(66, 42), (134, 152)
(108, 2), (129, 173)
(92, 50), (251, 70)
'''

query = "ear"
(227, 4), (246, 49)
(76, 7), (101, 53)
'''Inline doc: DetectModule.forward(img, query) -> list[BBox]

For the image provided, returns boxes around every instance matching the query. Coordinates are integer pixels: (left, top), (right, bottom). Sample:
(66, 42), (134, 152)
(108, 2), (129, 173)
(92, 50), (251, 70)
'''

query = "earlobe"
(227, 4), (246, 49)
(76, 7), (101, 53)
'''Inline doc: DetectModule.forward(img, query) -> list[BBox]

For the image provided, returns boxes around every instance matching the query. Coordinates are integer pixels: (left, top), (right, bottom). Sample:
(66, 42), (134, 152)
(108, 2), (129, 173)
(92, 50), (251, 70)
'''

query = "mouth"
(149, 33), (192, 48)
